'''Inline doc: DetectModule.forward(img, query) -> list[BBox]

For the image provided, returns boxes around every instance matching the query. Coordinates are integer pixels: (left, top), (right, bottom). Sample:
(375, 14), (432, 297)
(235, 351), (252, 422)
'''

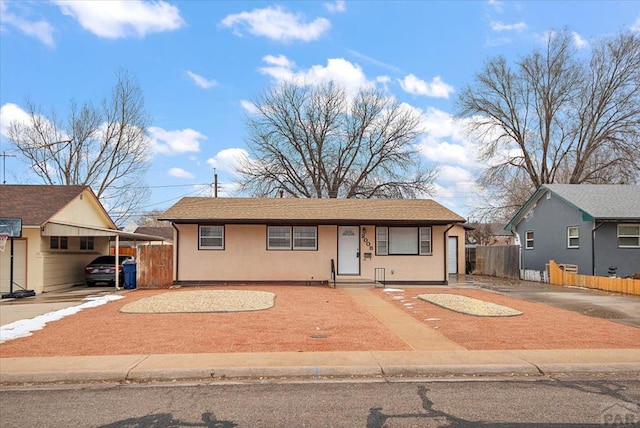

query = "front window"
(618, 224), (640, 248)
(50, 236), (68, 250)
(267, 226), (291, 249)
(199, 225), (224, 250)
(376, 226), (432, 255)
(293, 226), (317, 250)
(268, 226), (317, 250)
(567, 226), (579, 248)
(80, 236), (94, 250)
(525, 231), (534, 249)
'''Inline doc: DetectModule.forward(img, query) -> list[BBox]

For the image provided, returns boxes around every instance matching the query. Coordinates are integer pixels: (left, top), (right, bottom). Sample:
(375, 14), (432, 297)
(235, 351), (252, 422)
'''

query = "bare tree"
(457, 30), (640, 219)
(238, 81), (437, 198)
(7, 70), (151, 225)
(137, 209), (169, 227)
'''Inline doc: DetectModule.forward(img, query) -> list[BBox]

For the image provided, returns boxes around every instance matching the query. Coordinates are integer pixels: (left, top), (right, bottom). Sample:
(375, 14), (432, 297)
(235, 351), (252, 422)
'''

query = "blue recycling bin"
(122, 260), (137, 289)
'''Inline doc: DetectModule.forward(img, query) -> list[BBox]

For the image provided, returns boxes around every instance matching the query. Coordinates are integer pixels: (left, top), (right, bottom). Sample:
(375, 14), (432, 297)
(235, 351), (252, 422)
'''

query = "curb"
(2, 349), (639, 384)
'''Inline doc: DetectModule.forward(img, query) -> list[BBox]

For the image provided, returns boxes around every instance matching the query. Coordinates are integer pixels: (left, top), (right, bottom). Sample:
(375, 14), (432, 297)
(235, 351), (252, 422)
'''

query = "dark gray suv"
(84, 255), (133, 286)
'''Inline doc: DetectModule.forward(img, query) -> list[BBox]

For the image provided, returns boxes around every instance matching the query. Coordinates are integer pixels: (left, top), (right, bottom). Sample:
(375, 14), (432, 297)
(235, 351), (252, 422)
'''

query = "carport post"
(114, 234), (120, 290)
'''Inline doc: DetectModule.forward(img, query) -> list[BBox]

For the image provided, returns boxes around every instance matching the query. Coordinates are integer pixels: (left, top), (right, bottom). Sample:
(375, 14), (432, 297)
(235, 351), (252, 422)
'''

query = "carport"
(42, 221), (167, 290)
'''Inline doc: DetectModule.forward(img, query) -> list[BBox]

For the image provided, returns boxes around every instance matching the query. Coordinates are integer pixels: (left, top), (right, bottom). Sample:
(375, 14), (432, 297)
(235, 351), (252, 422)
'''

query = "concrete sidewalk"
(2, 349), (639, 384)
(1, 284), (639, 384)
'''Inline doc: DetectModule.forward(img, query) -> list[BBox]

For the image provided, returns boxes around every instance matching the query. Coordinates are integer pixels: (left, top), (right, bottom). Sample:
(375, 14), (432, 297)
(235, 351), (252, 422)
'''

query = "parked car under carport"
(84, 255), (133, 286)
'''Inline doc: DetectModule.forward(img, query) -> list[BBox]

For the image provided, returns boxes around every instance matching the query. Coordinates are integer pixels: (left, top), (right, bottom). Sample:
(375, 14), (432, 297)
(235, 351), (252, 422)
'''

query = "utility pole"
(213, 168), (218, 198)
(1, 151), (17, 184)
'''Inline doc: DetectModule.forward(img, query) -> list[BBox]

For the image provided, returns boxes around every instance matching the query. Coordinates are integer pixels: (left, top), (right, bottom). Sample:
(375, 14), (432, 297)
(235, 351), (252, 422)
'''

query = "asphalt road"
(1, 377), (639, 427)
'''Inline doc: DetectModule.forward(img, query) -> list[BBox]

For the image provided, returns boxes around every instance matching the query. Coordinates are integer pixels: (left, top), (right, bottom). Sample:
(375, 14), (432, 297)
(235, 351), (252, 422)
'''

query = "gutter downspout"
(171, 223), (180, 284)
(591, 221), (604, 276)
(443, 224), (455, 284)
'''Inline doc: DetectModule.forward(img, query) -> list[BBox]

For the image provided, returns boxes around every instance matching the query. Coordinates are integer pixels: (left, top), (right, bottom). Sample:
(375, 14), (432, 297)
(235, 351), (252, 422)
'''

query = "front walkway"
(344, 289), (464, 351)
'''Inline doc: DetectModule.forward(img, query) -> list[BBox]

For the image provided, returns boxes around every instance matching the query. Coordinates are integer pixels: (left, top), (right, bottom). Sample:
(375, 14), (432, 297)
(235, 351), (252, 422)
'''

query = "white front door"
(338, 226), (360, 275)
(447, 236), (458, 274)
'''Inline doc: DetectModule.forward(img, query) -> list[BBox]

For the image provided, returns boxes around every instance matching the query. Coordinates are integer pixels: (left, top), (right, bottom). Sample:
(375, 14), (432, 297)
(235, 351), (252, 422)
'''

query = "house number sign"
(361, 228), (374, 251)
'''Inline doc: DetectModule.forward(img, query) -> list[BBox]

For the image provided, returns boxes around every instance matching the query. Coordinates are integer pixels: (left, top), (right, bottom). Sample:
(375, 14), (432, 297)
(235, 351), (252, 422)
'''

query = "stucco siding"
(176, 224), (336, 282)
(174, 223), (453, 283)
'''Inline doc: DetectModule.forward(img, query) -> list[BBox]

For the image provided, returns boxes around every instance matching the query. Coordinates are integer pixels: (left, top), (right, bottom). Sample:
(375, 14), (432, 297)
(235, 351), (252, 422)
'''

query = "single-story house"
(505, 184), (640, 277)
(0, 185), (165, 295)
(159, 197), (467, 285)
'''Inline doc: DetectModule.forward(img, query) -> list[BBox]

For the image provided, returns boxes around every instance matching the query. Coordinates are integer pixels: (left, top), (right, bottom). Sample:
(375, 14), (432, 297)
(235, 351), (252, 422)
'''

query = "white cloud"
(206, 148), (249, 175)
(259, 56), (371, 96)
(240, 100), (259, 115)
(572, 31), (589, 49)
(149, 127), (205, 156)
(263, 54), (295, 68)
(168, 167), (194, 179)
(490, 21), (527, 32)
(186, 71), (218, 89)
(398, 74), (454, 98)
(487, 0), (504, 13)
(324, 1), (346, 13)
(414, 107), (481, 168)
(0, 103), (32, 138)
(632, 16), (640, 33)
(53, 0), (184, 39)
(0, 2), (55, 46)
(220, 6), (330, 42)
(438, 165), (475, 183)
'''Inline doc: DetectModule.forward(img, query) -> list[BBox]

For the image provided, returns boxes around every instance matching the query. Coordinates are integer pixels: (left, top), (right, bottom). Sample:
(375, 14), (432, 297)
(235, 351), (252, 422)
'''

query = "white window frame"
(567, 226), (579, 249)
(293, 226), (317, 250)
(267, 226), (292, 250)
(419, 227), (432, 255)
(525, 231), (534, 249)
(199, 225), (224, 250)
(617, 224), (640, 248)
(376, 227), (388, 255)
(268, 226), (317, 250)
(376, 226), (432, 256)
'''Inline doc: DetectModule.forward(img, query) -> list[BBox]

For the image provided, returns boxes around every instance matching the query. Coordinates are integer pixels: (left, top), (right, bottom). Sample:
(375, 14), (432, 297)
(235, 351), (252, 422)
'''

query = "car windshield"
(90, 256), (131, 265)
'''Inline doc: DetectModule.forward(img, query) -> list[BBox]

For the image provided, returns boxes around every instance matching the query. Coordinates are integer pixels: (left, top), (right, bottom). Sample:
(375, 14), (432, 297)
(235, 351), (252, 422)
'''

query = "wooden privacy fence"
(136, 245), (173, 289)
(474, 245), (519, 279)
(548, 260), (640, 296)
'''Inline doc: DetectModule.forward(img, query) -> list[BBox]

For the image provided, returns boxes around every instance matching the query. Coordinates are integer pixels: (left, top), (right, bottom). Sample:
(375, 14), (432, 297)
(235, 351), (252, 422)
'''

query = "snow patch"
(0, 295), (124, 343)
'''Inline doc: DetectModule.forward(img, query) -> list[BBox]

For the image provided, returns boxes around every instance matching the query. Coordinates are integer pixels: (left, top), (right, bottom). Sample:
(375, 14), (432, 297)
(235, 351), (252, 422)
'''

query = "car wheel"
(86, 281), (95, 287)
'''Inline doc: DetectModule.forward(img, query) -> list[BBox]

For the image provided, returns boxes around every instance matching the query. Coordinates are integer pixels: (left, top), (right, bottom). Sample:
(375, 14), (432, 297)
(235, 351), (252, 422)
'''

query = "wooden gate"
(474, 245), (520, 279)
(136, 245), (173, 289)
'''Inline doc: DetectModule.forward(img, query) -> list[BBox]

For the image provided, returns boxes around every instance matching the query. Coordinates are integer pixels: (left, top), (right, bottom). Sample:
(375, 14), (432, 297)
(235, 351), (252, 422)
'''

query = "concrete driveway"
(0, 286), (117, 326)
(452, 275), (640, 328)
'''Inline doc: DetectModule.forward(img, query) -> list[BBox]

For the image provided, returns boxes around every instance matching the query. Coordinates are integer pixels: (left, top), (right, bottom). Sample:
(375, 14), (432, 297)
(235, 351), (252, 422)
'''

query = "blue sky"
(1, 0), (639, 221)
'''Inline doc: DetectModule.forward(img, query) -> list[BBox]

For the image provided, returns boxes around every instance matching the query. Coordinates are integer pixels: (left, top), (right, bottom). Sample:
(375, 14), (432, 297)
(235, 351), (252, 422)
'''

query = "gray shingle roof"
(543, 184), (640, 220)
(160, 197), (465, 224)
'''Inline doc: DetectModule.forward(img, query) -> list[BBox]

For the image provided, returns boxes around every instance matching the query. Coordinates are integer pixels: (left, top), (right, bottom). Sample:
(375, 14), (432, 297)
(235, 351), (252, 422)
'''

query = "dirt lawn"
(1, 285), (639, 357)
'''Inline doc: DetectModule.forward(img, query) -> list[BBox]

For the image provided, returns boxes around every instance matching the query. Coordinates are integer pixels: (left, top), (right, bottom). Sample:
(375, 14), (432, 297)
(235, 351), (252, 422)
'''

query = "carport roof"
(159, 197), (466, 225)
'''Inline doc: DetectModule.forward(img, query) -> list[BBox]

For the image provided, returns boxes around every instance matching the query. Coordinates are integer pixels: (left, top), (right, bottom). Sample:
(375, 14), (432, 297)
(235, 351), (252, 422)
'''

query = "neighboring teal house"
(505, 184), (640, 277)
